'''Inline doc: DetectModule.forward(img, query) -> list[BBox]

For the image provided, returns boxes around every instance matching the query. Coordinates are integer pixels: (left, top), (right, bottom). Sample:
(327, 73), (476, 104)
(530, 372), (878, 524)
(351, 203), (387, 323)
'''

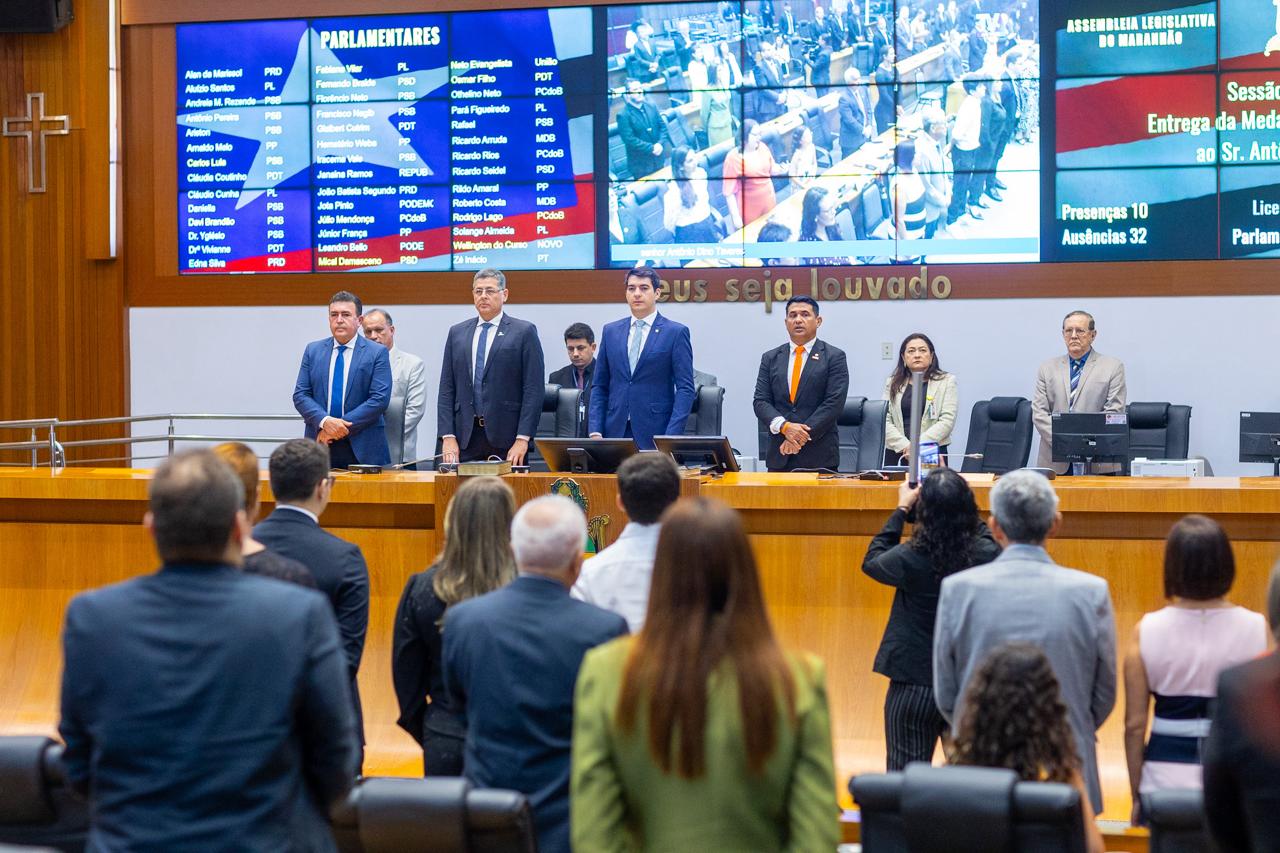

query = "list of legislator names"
(176, 8), (595, 274)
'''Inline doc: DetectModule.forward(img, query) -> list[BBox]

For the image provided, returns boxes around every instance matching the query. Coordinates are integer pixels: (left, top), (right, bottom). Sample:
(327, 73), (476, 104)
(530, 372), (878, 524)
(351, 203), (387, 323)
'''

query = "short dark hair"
(962, 74), (984, 94)
(785, 296), (820, 316)
(269, 439), (331, 504)
(1164, 514), (1235, 600)
(364, 308), (392, 326)
(330, 290), (363, 316)
(1062, 310), (1095, 330)
(564, 322), (595, 345)
(625, 266), (661, 290)
(757, 221), (792, 243)
(617, 453), (682, 524)
(149, 450), (244, 563)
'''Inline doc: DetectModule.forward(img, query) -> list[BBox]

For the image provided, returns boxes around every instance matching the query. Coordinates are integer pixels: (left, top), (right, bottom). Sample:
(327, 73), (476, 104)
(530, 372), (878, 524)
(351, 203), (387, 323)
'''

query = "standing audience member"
(254, 438), (371, 753)
(1203, 559), (1280, 853)
(444, 496), (628, 853)
(863, 471), (1000, 769)
(393, 477), (517, 776)
(798, 185), (848, 266)
(59, 451), (359, 851)
(699, 62), (737, 147)
(890, 138), (927, 262)
(361, 308), (426, 468)
(950, 643), (1106, 853)
(788, 126), (820, 192)
(882, 332), (958, 466)
(947, 76), (985, 224)
(1124, 515), (1267, 822)
(626, 21), (661, 82)
(662, 147), (720, 243)
(872, 49), (897, 133)
(616, 79), (671, 180)
(838, 67), (875, 158)
(572, 497), (840, 851)
(933, 469), (1117, 813)
(724, 119), (788, 230)
(915, 109), (952, 238)
(573, 452), (682, 631)
(212, 441), (315, 588)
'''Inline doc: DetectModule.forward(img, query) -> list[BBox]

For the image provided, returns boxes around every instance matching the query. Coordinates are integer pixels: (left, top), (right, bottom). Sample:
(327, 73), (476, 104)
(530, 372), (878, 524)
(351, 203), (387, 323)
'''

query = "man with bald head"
(443, 496), (627, 853)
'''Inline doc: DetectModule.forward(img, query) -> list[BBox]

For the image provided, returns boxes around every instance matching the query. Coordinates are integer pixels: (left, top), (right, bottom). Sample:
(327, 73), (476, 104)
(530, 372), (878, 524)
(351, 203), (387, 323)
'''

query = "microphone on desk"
(388, 453), (448, 471)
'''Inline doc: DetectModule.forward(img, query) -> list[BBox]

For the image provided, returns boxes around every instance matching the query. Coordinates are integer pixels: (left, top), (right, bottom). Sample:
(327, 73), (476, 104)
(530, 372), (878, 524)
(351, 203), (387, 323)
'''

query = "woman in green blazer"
(571, 497), (839, 852)
(882, 332), (959, 466)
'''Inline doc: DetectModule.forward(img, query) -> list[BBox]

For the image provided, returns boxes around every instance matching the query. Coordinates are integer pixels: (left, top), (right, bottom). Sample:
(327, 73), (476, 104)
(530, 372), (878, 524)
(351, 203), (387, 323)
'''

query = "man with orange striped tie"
(753, 296), (849, 472)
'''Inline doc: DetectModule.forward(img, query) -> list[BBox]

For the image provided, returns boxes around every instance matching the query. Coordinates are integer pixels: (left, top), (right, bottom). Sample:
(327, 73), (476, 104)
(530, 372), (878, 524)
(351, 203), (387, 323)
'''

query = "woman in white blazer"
(882, 332), (958, 466)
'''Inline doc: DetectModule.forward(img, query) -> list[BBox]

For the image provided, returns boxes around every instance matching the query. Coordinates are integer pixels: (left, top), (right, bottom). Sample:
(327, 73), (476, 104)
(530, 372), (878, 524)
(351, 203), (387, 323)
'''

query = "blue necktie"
(628, 319), (646, 372)
(328, 344), (347, 419)
(473, 322), (493, 416)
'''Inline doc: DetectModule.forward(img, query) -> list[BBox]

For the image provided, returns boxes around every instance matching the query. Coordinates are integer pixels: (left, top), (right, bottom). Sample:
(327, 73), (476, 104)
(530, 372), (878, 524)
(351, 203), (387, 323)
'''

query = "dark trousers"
(948, 147), (979, 220)
(460, 418), (509, 462)
(422, 732), (465, 777)
(884, 680), (947, 770)
(327, 438), (358, 469)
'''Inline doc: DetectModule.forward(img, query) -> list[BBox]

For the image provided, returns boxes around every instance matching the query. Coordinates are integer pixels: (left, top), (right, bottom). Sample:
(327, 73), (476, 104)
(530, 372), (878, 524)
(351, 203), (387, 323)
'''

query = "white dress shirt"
(324, 336), (356, 423)
(953, 94), (982, 151)
(571, 522), (661, 632)
(770, 337), (818, 434)
(275, 504), (319, 524)
(470, 311), (504, 381)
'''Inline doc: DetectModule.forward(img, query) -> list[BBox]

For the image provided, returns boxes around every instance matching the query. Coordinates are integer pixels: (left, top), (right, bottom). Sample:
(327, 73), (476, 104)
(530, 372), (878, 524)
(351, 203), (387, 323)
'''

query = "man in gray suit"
(1032, 310), (1127, 474)
(362, 309), (426, 467)
(933, 469), (1117, 812)
(914, 108), (952, 238)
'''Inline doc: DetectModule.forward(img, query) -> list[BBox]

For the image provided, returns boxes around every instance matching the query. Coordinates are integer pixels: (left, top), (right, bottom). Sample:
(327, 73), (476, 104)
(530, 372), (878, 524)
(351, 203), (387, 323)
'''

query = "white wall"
(131, 294), (1278, 474)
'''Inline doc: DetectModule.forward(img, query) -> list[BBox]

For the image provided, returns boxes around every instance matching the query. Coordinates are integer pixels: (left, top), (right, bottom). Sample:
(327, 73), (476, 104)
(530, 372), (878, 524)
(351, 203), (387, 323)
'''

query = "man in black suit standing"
(753, 296), (849, 471)
(1203, 566), (1280, 853)
(59, 451), (359, 851)
(438, 268), (545, 465)
(443, 496), (628, 853)
(838, 66), (875, 157)
(254, 438), (370, 752)
(615, 79), (671, 181)
(778, 1), (796, 36)
(548, 322), (596, 436)
(749, 42), (787, 123)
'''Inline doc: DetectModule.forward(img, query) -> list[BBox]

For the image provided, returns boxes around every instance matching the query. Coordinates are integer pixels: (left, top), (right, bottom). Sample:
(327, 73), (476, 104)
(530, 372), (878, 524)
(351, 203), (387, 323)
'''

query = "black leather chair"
(0, 736), (87, 852)
(1126, 402), (1192, 472)
(683, 376), (725, 437)
(331, 777), (535, 853)
(1141, 788), (1210, 853)
(625, 181), (672, 244)
(838, 396), (889, 472)
(528, 383), (583, 471)
(850, 764), (1088, 853)
(962, 397), (1035, 474)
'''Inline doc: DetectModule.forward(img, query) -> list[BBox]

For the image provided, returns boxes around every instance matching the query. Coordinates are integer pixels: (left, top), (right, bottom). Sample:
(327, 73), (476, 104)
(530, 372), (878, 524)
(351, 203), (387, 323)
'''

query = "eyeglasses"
(1062, 328), (1093, 338)
(473, 287), (502, 297)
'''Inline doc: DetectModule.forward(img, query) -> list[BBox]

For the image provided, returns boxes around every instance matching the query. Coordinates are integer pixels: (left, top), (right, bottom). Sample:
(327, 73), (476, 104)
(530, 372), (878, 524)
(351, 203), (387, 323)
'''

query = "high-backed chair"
(838, 396), (889, 472)
(331, 777), (536, 853)
(683, 384), (726, 437)
(850, 764), (1088, 853)
(0, 736), (87, 852)
(625, 181), (672, 244)
(1126, 402), (1192, 471)
(961, 396), (1034, 474)
(528, 384), (583, 470)
(1141, 789), (1210, 853)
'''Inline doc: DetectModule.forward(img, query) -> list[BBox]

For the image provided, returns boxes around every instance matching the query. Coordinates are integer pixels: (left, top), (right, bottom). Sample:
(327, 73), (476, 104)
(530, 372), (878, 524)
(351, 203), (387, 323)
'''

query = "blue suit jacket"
(437, 314), (545, 451)
(293, 335), (392, 465)
(442, 575), (628, 853)
(59, 563), (360, 852)
(588, 313), (695, 450)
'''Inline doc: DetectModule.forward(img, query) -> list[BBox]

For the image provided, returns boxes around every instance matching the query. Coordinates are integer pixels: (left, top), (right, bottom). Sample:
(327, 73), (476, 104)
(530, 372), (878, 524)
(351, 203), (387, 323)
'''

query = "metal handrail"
(0, 414), (305, 469)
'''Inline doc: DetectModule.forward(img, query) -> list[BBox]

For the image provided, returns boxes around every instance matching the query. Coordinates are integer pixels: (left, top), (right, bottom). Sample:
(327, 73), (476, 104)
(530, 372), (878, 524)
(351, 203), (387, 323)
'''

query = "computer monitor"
(652, 435), (740, 473)
(1051, 412), (1130, 471)
(535, 437), (638, 474)
(1239, 412), (1280, 476)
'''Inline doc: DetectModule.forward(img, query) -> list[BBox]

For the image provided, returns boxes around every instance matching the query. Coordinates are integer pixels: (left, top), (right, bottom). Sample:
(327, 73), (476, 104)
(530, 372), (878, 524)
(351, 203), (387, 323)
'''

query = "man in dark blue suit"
(438, 268), (545, 465)
(254, 439), (370, 753)
(293, 290), (392, 468)
(589, 267), (695, 450)
(59, 450), (359, 852)
(443, 496), (627, 853)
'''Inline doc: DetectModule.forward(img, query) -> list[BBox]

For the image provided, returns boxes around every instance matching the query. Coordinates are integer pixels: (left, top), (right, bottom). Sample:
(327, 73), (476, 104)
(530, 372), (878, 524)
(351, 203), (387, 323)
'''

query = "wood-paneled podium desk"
(2, 467), (1279, 823)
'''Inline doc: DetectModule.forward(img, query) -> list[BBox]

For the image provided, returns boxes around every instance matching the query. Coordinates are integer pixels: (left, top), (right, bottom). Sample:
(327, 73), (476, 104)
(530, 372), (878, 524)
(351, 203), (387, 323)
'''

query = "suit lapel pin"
(812, 353), (821, 360)
(497, 331), (505, 337)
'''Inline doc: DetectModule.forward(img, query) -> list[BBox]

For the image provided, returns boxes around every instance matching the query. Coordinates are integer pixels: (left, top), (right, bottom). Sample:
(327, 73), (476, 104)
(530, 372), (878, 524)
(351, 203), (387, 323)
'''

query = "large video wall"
(175, 0), (1280, 274)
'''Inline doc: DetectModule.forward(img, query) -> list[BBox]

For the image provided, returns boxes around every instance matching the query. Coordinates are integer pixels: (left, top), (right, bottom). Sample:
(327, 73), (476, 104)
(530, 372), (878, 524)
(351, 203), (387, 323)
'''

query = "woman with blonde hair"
(392, 476), (517, 774)
(572, 497), (839, 850)
(212, 441), (315, 588)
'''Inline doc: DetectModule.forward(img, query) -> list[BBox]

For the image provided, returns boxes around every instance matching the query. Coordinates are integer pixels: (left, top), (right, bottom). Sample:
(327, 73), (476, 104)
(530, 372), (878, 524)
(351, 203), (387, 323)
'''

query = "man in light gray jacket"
(362, 309), (426, 467)
(933, 469), (1117, 812)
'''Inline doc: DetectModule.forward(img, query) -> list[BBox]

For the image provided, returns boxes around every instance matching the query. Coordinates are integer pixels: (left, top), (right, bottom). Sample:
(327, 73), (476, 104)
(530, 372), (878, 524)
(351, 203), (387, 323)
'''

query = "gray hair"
(844, 67), (861, 85)
(473, 268), (507, 290)
(511, 495), (586, 573)
(989, 469), (1060, 544)
(922, 107), (947, 132)
(1268, 560), (1280, 640)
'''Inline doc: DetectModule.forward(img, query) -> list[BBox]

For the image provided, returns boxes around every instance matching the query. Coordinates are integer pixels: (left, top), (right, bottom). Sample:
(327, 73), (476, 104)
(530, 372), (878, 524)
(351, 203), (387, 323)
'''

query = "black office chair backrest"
(528, 384), (582, 470)
(331, 777), (535, 853)
(1141, 789), (1210, 853)
(1127, 402), (1192, 466)
(851, 764), (1087, 853)
(0, 737), (87, 853)
(661, 107), (694, 150)
(837, 396), (889, 472)
(961, 396), (1034, 474)
(684, 385), (726, 436)
(628, 181), (672, 244)
(607, 122), (631, 181)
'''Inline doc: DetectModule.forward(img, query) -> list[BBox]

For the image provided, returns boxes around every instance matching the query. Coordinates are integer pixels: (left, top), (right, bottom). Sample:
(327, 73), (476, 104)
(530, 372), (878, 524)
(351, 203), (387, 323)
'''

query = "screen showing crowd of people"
(607, 0), (1040, 268)
(46, 276), (1280, 852)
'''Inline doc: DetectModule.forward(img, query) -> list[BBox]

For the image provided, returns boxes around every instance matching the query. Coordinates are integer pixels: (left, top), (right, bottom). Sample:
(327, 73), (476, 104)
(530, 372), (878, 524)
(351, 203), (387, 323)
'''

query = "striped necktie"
(1068, 354), (1087, 411)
